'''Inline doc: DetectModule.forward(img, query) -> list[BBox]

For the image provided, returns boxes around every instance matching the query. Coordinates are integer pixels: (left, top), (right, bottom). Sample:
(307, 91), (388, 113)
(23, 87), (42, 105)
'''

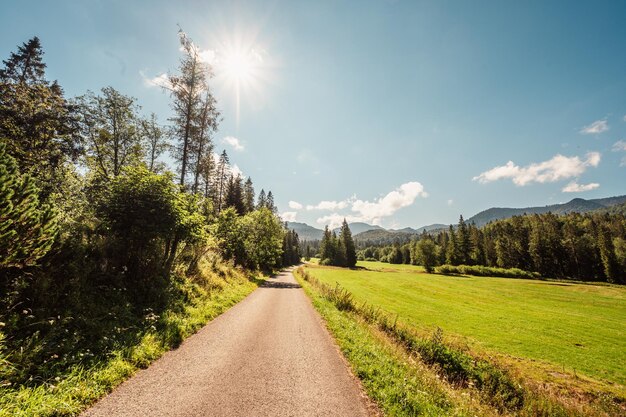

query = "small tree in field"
(416, 238), (438, 273)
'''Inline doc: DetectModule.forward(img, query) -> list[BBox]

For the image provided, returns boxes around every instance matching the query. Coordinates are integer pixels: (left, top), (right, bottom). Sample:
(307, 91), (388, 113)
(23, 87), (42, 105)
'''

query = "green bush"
(434, 264), (540, 279)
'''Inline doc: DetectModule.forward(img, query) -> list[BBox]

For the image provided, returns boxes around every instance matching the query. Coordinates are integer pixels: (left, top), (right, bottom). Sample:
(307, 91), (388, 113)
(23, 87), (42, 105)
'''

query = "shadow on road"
(261, 280), (302, 289)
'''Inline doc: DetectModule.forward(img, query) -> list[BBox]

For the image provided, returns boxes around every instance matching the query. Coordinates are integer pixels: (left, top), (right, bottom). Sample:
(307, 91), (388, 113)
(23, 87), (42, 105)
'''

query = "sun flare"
(221, 49), (257, 84)
(214, 40), (267, 128)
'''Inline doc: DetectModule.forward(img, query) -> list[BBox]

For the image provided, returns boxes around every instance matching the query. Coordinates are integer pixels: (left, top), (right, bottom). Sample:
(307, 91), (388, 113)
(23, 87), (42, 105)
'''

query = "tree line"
(0, 34), (300, 385)
(357, 212), (626, 283)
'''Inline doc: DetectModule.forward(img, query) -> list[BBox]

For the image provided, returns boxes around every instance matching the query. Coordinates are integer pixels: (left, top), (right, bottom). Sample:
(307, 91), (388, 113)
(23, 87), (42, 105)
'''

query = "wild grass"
(0, 261), (262, 417)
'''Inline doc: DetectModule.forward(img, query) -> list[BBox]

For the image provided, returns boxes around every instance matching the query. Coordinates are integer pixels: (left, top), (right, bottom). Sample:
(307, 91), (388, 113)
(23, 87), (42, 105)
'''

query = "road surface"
(82, 268), (374, 417)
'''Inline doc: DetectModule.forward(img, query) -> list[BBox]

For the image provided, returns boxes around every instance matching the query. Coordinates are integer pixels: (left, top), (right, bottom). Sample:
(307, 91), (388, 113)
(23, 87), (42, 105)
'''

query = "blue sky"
(2, 0), (625, 229)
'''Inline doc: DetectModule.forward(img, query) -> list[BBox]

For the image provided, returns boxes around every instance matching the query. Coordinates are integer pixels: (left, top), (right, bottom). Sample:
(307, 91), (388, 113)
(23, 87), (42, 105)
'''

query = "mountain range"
(466, 195), (626, 227)
(287, 195), (626, 243)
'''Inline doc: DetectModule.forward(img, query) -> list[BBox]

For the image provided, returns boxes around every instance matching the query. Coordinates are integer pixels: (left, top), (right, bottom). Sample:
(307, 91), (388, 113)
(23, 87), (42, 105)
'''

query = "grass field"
(303, 260), (626, 389)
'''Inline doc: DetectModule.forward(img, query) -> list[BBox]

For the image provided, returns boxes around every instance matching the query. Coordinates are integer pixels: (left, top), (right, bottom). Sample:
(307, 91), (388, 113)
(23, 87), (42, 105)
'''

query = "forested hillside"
(0, 34), (300, 414)
(467, 196), (626, 227)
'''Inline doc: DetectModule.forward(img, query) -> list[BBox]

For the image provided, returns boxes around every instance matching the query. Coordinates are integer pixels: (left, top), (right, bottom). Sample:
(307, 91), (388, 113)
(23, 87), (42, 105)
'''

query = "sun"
(221, 49), (256, 84)
(214, 42), (266, 128)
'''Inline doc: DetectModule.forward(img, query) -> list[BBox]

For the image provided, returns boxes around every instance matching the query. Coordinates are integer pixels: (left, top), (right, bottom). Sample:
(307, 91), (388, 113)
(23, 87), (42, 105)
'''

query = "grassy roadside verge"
(295, 266), (622, 416)
(0, 266), (263, 417)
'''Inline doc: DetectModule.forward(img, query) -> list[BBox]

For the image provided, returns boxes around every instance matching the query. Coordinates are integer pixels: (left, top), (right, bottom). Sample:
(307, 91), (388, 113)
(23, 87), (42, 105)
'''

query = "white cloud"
(230, 164), (244, 178)
(580, 119), (609, 135)
(306, 200), (350, 211)
(312, 182), (427, 228)
(562, 181), (600, 193)
(447, 199), (454, 206)
(281, 211), (297, 222)
(351, 182), (428, 223)
(316, 213), (365, 230)
(612, 140), (626, 152)
(221, 136), (244, 152)
(473, 152), (601, 186)
(198, 49), (217, 65)
(140, 71), (172, 89)
(288, 201), (303, 210)
(623, 115), (626, 122)
(621, 156), (626, 167)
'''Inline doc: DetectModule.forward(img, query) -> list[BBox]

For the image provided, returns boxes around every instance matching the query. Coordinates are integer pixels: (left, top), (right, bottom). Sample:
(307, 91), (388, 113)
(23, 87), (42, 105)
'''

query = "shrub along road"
(82, 268), (374, 417)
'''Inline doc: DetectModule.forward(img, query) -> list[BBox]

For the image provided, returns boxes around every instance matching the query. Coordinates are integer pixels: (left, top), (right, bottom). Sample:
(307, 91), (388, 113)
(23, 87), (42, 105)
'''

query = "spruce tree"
(0, 37), (47, 83)
(243, 177), (255, 214)
(167, 30), (210, 186)
(215, 150), (230, 212)
(257, 189), (267, 210)
(446, 225), (459, 265)
(192, 91), (219, 193)
(456, 215), (470, 264)
(266, 191), (276, 213)
(0, 37), (79, 196)
(319, 225), (333, 263)
(225, 174), (245, 215)
(339, 219), (357, 267)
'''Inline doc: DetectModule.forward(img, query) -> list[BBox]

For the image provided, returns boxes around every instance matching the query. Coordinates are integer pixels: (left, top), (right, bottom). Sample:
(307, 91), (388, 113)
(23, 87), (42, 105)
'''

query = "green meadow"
(304, 261), (626, 387)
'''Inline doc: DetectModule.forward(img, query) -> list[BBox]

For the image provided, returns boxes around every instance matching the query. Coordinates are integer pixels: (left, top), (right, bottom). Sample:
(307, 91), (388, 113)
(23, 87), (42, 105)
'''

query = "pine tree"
(446, 225), (459, 265)
(225, 174), (245, 215)
(192, 91), (219, 193)
(469, 224), (486, 265)
(598, 225), (619, 282)
(243, 177), (255, 214)
(456, 215), (471, 264)
(257, 189), (267, 210)
(198, 142), (215, 201)
(339, 219), (357, 267)
(319, 225), (333, 263)
(0, 143), (58, 271)
(266, 191), (276, 213)
(0, 37), (47, 83)
(0, 37), (79, 196)
(215, 150), (230, 212)
(281, 229), (301, 266)
(167, 30), (210, 186)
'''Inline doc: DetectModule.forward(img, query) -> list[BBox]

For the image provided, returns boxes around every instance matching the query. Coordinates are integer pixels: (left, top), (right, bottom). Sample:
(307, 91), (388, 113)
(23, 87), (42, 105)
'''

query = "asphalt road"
(82, 268), (374, 417)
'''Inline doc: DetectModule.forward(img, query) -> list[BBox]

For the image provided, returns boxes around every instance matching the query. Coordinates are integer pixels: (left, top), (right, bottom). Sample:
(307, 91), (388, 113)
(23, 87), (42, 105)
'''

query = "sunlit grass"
(304, 261), (626, 388)
(295, 271), (498, 417)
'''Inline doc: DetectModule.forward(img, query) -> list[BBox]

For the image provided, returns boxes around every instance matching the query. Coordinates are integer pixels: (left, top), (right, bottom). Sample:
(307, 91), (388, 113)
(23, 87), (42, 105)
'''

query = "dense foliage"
(0, 34), (300, 400)
(0, 143), (58, 271)
(358, 213), (626, 282)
